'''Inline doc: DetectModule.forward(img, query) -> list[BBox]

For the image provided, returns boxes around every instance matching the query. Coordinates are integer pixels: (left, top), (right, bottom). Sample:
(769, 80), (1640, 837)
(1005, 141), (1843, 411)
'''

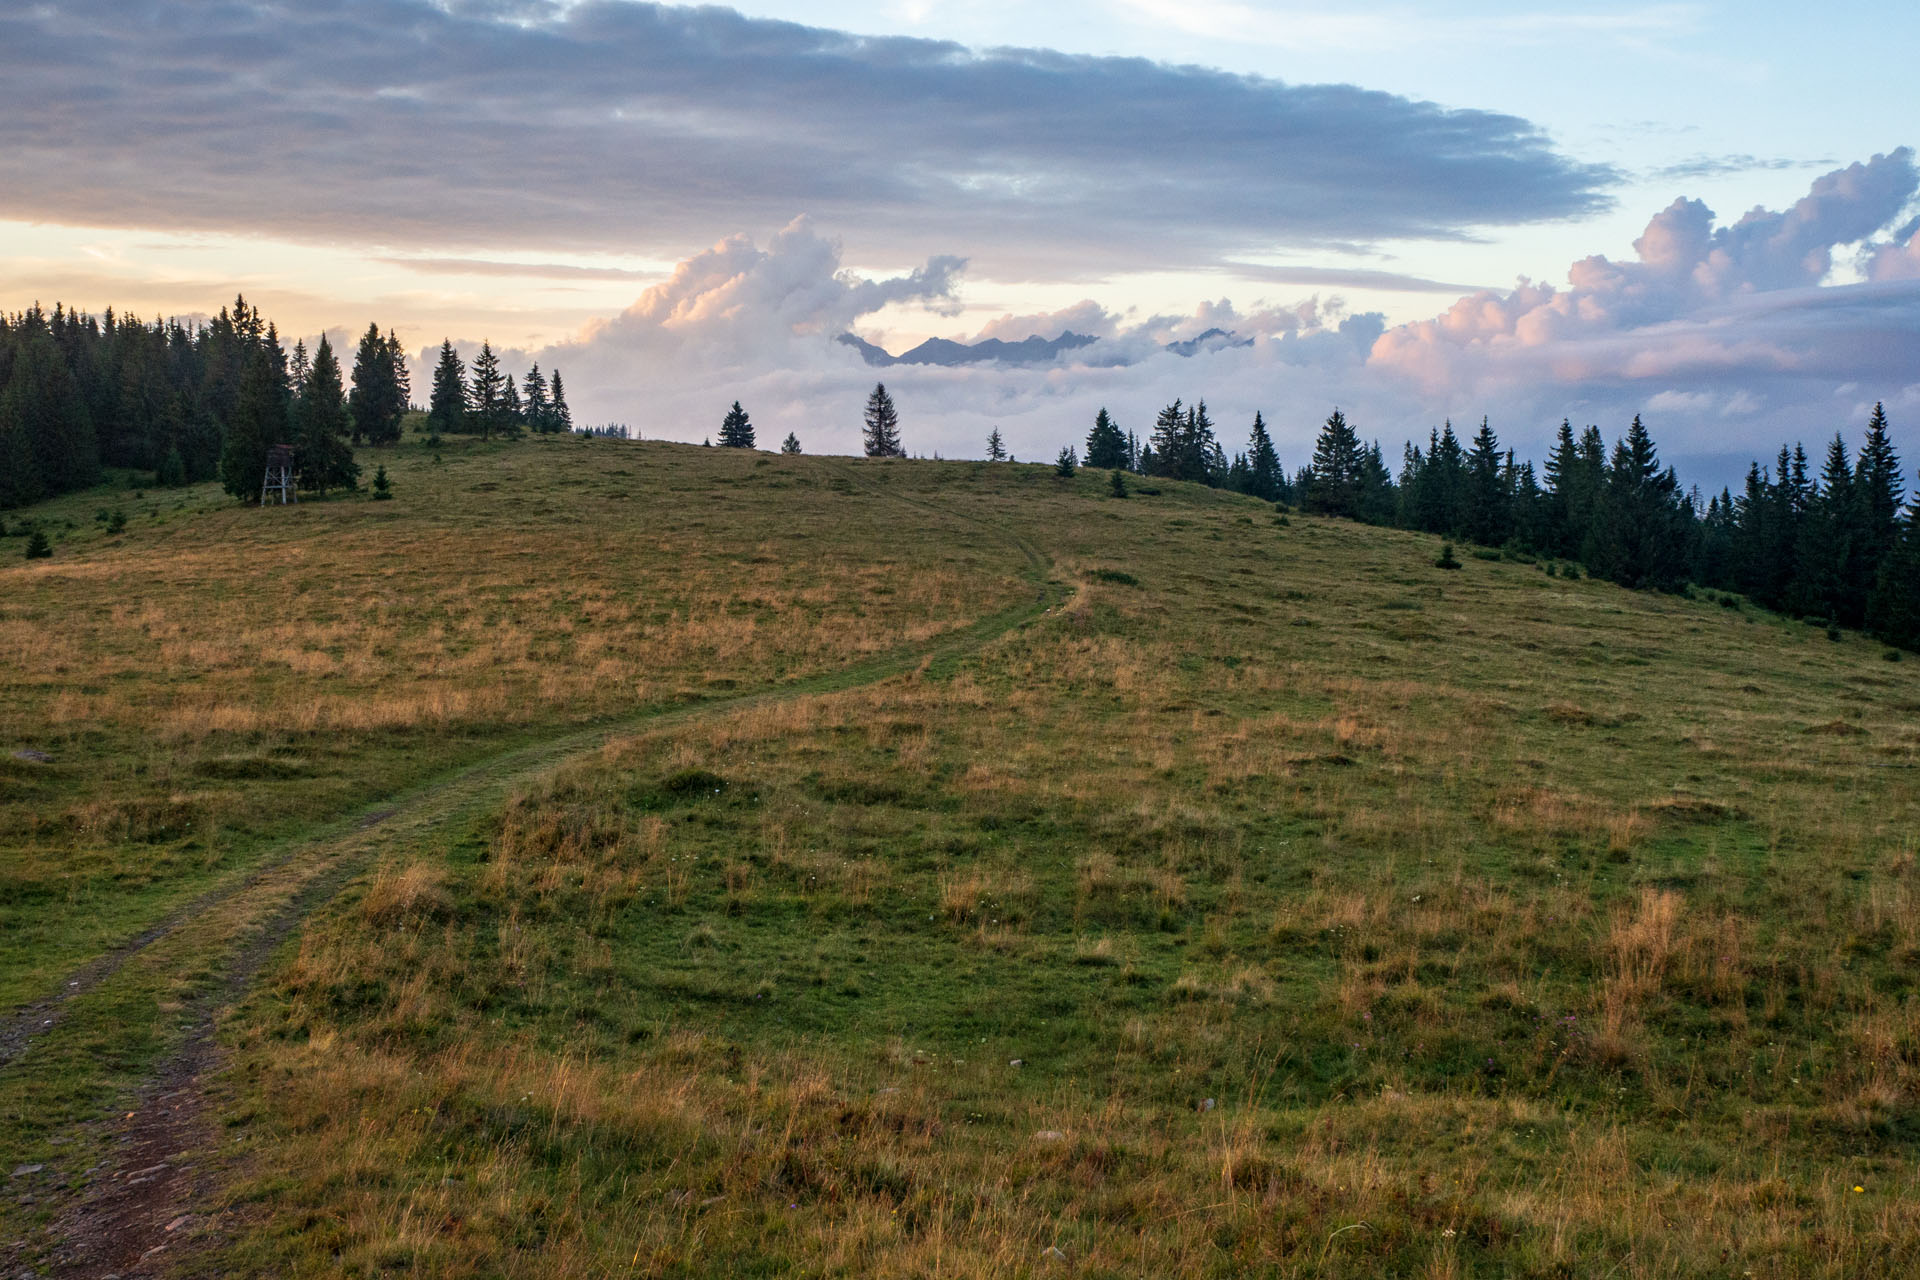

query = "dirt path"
(6, 480), (1063, 1279)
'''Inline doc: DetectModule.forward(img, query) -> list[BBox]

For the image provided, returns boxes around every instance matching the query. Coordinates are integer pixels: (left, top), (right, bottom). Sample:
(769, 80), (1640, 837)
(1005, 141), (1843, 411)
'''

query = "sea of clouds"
(499, 151), (1920, 490)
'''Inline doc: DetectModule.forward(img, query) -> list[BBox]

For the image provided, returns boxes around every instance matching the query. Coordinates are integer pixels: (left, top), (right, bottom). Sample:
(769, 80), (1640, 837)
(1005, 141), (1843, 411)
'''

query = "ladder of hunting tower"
(262, 444), (297, 505)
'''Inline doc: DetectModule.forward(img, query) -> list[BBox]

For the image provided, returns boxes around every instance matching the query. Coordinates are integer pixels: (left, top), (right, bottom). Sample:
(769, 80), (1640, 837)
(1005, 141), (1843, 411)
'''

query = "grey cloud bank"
(0, 0), (1610, 270)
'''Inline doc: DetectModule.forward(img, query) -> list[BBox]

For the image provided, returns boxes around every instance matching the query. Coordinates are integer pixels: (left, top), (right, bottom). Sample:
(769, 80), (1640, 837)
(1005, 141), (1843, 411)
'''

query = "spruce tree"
(986, 427), (1007, 461)
(1853, 402), (1904, 600)
(1109, 468), (1128, 498)
(1305, 407), (1364, 518)
(1246, 411), (1282, 502)
(781, 432), (802, 455)
(1868, 516), (1920, 650)
(1789, 433), (1856, 621)
(467, 342), (505, 441)
(1358, 442), (1398, 525)
(1147, 401), (1184, 478)
(1462, 417), (1510, 546)
(1856, 403), (1905, 539)
(219, 345), (288, 502)
(1145, 400), (1219, 484)
(1586, 416), (1691, 591)
(863, 383), (903, 457)
(523, 364), (552, 433)
(1084, 408), (1127, 469)
(548, 369), (573, 433)
(289, 338), (310, 399)
(1542, 420), (1581, 553)
(292, 334), (358, 494)
(427, 340), (467, 436)
(348, 323), (404, 445)
(386, 330), (410, 416)
(1054, 445), (1077, 478)
(502, 373), (524, 436)
(719, 400), (755, 448)
(24, 527), (52, 559)
(1227, 451), (1252, 494)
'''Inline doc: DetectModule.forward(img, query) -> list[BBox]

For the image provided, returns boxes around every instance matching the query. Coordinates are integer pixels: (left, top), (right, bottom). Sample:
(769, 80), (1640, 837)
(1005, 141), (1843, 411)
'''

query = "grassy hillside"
(4, 439), (1919, 1277)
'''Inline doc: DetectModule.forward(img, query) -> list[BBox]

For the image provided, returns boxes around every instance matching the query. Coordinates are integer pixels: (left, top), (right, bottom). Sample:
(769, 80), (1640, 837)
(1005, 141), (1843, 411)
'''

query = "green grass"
(0, 437), (1028, 1009)
(4, 439), (1920, 1276)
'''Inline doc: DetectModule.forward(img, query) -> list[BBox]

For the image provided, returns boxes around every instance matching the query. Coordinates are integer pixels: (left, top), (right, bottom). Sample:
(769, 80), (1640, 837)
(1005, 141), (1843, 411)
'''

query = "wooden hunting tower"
(262, 444), (297, 505)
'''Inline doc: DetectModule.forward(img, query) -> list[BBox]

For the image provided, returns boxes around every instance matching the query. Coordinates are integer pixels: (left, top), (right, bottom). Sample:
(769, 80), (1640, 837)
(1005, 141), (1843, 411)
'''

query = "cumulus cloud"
(1369, 149), (1920, 393)
(1864, 218), (1920, 281)
(0, 0), (1611, 272)
(547, 218), (962, 370)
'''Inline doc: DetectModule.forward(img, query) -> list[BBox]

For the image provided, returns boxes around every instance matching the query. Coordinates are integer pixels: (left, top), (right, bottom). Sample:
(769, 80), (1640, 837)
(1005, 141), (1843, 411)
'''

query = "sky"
(2, 0), (1917, 485)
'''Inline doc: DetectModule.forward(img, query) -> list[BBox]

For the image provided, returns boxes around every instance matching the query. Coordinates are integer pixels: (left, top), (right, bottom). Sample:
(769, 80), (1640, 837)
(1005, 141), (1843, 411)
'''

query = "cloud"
(1864, 218), (1920, 281)
(1646, 154), (1829, 181)
(1369, 149), (1920, 389)
(507, 152), (1920, 490)
(1217, 262), (1487, 294)
(0, 0), (1612, 273)
(377, 257), (661, 282)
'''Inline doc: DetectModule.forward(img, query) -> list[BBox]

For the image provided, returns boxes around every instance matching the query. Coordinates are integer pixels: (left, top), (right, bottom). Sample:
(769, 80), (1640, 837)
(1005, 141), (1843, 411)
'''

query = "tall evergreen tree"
(1410, 422), (1467, 535)
(985, 427), (1007, 461)
(862, 383), (903, 457)
(291, 334), (358, 493)
(386, 330), (410, 413)
(1145, 399), (1219, 483)
(1587, 416), (1691, 591)
(1357, 442), (1398, 525)
(289, 338), (310, 399)
(718, 400), (755, 448)
(1146, 400), (1185, 478)
(547, 369), (573, 433)
(1084, 408), (1127, 469)
(523, 364), (552, 433)
(1462, 417), (1511, 546)
(1868, 515), (1920, 650)
(1789, 434), (1856, 621)
(1304, 407), (1364, 518)
(348, 322), (404, 445)
(1853, 402), (1904, 600)
(502, 372), (524, 436)
(427, 340), (466, 436)
(467, 341), (506, 441)
(1245, 411), (1283, 502)
(219, 344), (288, 502)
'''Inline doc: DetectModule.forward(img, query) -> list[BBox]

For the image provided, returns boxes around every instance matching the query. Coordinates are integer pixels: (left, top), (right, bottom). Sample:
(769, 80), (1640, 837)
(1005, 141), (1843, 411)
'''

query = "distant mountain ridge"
(1163, 327), (1255, 357)
(838, 331), (1100, 367)
(838, 327), (1251, 367)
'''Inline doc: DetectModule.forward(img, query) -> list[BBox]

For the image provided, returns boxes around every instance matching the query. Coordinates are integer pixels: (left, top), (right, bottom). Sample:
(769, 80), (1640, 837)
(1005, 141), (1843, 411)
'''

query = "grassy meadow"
(5, 437), (1920, 1276)
(0, 438), (1025, 1009)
